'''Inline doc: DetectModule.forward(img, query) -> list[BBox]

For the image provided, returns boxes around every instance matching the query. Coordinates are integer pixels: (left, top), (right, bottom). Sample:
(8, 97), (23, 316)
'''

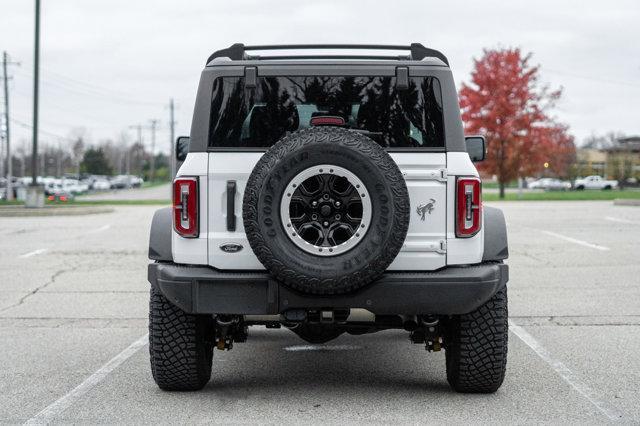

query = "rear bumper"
(148, 262), (508, 316)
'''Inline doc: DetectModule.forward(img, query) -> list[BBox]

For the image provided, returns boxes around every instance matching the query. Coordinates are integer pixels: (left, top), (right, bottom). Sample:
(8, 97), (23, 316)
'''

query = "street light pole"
(25, 0), (44, 207)
(31, 0), (40, 186)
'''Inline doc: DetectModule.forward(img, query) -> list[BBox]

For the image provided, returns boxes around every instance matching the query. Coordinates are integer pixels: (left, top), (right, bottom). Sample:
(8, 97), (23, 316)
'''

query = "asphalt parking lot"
(1, 201), (639, 424)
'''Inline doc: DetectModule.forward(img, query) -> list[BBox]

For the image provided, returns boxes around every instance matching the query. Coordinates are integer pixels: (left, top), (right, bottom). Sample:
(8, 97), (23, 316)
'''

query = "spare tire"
(243, 127), (409, 295)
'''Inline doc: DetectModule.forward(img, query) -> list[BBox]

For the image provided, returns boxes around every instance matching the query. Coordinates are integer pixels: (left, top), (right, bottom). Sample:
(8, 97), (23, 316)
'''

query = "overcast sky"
(1, 0), (639, 156)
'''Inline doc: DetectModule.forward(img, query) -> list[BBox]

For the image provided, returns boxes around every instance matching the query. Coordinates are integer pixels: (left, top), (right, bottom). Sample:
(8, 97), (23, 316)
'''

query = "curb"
(613, 199), (640, 207)
(0, 205), (115, 217)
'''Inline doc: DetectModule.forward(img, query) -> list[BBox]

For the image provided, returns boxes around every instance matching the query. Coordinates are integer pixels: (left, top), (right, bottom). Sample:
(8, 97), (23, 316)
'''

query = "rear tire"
(149, 286), (214, 391)
(445, 286), (508, 393)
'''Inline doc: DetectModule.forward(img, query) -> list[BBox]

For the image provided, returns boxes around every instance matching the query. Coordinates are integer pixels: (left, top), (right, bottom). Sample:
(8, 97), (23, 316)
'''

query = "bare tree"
(582, 131), (625, 150)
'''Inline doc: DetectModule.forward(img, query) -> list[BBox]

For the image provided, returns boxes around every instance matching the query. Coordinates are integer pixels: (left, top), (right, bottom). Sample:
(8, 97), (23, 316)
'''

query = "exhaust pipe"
(400, 315), (419, 331)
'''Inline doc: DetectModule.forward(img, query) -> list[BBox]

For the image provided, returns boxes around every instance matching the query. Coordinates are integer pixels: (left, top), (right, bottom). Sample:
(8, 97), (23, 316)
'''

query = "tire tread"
(148, 287), (213, 391)
(445, 286), (508, 393)
(243, 127), (410, 295)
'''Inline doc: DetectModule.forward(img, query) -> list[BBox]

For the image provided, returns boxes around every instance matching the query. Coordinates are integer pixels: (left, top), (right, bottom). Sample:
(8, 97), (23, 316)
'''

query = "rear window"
(208, 76), (444, 149)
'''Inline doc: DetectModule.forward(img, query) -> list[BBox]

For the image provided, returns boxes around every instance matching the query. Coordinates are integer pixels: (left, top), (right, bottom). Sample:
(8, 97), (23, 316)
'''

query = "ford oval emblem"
(220, 243), (243, 253)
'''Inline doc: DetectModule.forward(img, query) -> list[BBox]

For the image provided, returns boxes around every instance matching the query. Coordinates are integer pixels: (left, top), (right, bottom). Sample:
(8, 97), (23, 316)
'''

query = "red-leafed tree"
(459, 48), (575, 198)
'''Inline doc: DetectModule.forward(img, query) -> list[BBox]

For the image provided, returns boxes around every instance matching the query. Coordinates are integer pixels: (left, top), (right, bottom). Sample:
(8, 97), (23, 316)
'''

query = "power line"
(543, 67), (640, 89)
(11, 86), (139, 127)
(10, 118), (72, 142)
(12, 69), (164, 107)
(12, 66), (166, 106)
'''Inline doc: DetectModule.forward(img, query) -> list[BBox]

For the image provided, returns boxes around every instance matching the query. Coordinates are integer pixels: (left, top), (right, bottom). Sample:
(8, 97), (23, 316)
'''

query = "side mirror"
(175, 136), (190, 162)
(465, 136), (486, 162)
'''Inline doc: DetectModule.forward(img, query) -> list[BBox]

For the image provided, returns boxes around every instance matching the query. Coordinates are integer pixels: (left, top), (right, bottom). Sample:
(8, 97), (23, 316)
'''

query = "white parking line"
(24, 333), (148, 425)
(605, 216), (640, 225)
(284, 345), (361, 352)
(86, 224), (111, 234)
(19, 248), (48, 258)
(509, 320), (623, 421)
(541, 230), (610, 251)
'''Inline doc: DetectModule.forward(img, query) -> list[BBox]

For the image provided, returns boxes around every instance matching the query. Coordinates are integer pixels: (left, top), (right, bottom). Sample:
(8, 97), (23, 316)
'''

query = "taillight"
(173, 177), (199, 238)
(456, 177), (481, 238)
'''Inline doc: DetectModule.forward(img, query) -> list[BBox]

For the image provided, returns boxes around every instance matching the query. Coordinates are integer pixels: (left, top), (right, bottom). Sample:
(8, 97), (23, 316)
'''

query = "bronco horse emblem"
(416, 199), (436, 221)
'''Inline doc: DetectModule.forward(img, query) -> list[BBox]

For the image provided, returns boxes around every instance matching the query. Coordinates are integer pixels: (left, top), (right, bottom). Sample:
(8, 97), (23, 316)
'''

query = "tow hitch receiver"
(214, 315), (247, 350)
(409, 316), (443, 352)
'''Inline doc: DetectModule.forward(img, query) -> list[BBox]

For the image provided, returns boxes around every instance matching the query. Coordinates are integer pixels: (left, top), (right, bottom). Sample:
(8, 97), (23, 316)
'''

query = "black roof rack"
(206, 43), (449, 66)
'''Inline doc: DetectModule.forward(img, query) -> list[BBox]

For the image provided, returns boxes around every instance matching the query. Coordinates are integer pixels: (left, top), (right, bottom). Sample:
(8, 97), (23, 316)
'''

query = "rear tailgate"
(207, 152), (447, 271)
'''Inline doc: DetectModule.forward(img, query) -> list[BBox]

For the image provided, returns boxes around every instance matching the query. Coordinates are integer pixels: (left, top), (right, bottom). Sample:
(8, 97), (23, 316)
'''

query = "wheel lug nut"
(323, 194), (329, 200)
(335, 201), (341, 207)
(335, 214), (341, 220)
(312, 201), (318, 207)
(323, 221), (329, 227)
(311, 214), (318, 220)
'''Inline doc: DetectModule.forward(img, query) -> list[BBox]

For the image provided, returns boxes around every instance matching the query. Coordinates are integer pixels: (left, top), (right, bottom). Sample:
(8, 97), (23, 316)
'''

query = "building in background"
(575, 148), (607, 177)
(575, 136), (640, 184)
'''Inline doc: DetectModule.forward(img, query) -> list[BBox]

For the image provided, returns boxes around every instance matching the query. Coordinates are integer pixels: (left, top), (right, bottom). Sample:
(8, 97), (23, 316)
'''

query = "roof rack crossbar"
(206, 43), (449, 65)
(251, 55), (411, 61)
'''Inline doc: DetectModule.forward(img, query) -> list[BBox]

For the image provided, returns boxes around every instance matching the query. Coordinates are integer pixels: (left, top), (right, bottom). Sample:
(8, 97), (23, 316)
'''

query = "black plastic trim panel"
(148, 263), (508, 316)
(148, 208), (173, 262)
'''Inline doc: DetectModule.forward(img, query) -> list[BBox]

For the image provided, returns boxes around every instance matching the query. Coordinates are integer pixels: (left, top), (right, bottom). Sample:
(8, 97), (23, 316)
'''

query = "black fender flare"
(148, 207), (173, 262)
(482, 206), (509, 261)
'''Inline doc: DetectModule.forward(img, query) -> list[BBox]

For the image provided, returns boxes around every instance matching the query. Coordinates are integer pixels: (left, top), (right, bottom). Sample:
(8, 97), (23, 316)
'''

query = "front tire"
(445, 286), (508, 393)
(149, 286), (214, 391)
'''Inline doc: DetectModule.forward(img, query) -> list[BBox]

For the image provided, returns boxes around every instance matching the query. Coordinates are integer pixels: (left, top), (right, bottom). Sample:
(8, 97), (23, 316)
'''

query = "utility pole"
(0, 118), (4, 180)
(168, 99), (176, 179)
(3, 51), (20, 201)
(128, 124), (143, 175)
(148, 119), (158, 182)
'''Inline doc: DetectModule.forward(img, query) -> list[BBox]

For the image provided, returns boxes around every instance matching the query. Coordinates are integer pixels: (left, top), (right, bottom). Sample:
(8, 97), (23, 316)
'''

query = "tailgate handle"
(226, 180), (236, 231)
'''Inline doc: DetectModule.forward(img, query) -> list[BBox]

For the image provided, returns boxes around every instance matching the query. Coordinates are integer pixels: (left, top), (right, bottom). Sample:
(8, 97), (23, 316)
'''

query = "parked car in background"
(61, 179), (87, 195)
(109, 175), (130, 189)
(130, 175), (144, 188)
(574, 175), (618, 190)
(92, 178), (111, 190)
(47, 191), (73, 202)
(528, 178), (572, 191)
(109, 174), (144, 189)
(44, 181), (60, 196)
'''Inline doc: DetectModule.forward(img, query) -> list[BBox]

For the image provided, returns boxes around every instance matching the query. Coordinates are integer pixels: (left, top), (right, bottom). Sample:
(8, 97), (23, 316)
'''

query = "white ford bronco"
(148, 44), (509, 393)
